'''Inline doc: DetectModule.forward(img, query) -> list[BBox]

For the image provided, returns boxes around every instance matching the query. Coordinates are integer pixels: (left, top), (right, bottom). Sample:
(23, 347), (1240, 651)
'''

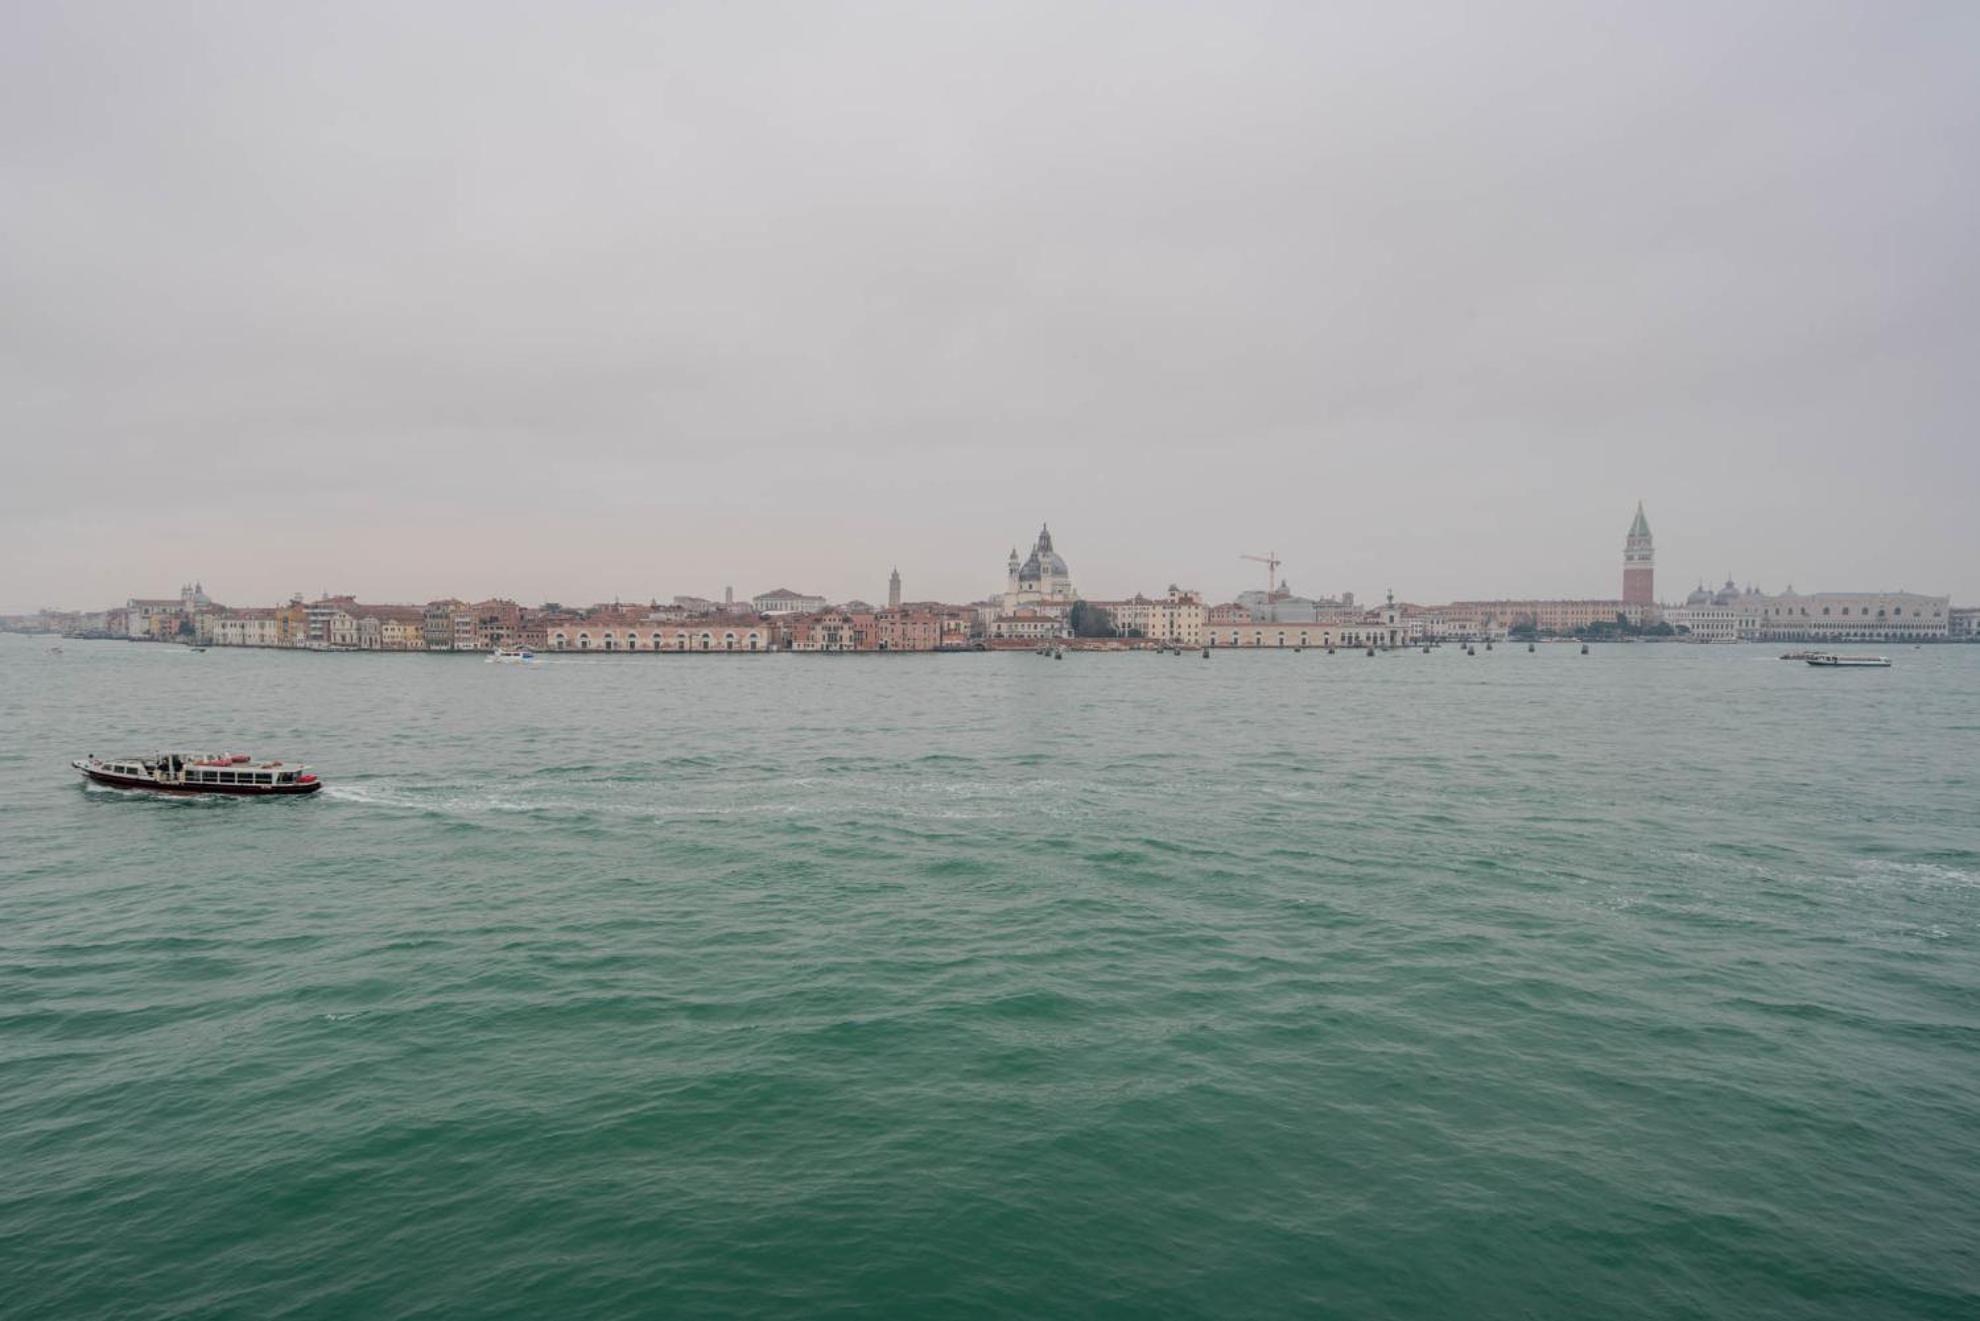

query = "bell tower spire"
(1623, 501), (1654, 606)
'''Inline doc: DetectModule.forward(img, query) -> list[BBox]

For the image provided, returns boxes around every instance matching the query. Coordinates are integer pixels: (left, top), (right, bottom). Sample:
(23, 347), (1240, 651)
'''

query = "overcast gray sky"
(3, 1), (1976, 612)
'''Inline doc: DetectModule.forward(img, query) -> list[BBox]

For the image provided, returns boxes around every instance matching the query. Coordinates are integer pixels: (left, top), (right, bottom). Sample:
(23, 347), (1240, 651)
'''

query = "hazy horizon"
(5, 2), (1977, 614)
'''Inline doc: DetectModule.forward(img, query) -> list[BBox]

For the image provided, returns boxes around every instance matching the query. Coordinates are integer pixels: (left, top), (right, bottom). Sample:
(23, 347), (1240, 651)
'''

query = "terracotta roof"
(352, 604), (427, 623)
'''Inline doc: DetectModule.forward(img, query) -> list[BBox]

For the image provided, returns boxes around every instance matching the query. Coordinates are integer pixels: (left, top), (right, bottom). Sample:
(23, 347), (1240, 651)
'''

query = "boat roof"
(97, 752), (311, 766)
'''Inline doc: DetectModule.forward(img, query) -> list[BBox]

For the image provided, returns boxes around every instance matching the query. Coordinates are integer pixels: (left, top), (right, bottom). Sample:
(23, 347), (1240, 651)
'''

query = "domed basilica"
(1003, 524), (1078, 612)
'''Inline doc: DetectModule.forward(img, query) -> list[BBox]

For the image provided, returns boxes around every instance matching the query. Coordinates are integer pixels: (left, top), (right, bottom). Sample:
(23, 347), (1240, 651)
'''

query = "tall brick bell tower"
(1623, 502), (1654, 606)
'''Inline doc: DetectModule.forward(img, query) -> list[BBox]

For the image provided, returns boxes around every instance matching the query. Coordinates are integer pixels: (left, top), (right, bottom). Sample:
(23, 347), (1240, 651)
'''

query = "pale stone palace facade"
(1738, 590), (1949, 642)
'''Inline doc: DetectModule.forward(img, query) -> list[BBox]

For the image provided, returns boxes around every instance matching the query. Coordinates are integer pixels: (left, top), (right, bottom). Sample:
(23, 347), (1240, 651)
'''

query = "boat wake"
(1852, 859), (1980, 889)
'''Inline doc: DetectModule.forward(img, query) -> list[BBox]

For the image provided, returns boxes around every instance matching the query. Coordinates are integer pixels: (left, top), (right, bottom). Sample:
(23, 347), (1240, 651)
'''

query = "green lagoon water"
(2, 633), (1977, 1319)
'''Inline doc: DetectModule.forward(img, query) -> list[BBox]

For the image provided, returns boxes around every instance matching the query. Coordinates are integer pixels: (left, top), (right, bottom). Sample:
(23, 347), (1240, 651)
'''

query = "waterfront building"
(1660, 601), (1748, 642)
(1156, 587), (1207, 647)
(1399, 605), (1450, 640)
(334, 604), (428, 650)
(423, 600), (464, 650)
(1950, 607), (1979, 640)
(1441, 599), (1651, 636)
(542, 618), (773, 652)
(1737, 590), (1949, 642)
(1207, 603), (1252, 627)
(1205, 602), (1404, 650)
(1422, 606), (1508, 643)
(269, 599), (306, 647)
(475, 600), (523, 650)
(141, 581), (217, 643)
(304, 596), (358, 648)
(1235, 583), (1356, 623)
(211, 609), (280, 648)
(1623, 503), (1655, 606)
(753, 588), (827, 616)
(1097, 594), (1154, 638)
(1661, 579), (1753, 642)
(786, 611), (865, 651)
(380, 607), (428, 650)
(1003, 525), (1077, 612)
(988, 609), (1066, 643)
(989, 525), (1080, 639)
(126, 597), (184, 639)
(872, 609), (942, 651)
(683, 620), (774, 652)
(1109, 587), (1206, 646)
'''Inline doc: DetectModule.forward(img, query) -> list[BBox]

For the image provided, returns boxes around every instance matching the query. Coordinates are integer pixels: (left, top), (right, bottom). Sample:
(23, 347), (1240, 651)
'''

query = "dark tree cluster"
(1067, 601), (1117, 638)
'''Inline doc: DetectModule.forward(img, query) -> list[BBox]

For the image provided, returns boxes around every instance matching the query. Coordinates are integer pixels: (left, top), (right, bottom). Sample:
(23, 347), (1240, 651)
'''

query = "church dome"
(1020, 525), (1068, 580)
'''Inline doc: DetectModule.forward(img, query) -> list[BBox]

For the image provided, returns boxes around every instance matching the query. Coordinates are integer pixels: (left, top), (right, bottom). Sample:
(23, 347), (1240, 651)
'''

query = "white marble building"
(1739, 590), (1950, 641)
(1003, 525), (1077, 612)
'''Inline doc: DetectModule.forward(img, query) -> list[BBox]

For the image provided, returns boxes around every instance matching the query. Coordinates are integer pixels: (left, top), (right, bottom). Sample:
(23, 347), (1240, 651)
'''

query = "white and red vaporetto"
(73, 752), (323, 796)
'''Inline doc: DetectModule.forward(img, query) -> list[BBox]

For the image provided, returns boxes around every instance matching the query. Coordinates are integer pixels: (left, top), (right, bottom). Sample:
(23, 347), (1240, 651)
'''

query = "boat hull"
(77, 766), (322, 796)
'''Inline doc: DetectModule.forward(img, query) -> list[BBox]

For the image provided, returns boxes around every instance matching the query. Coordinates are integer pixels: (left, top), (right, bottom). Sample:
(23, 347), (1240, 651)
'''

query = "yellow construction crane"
(1240, 551), (1282, 598)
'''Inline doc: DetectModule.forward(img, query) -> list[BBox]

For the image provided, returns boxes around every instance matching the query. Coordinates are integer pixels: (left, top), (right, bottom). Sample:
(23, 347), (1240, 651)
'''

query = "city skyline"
(0, 502), (1962, 618)
(12, 508), (1971, 652)
(5, 4), (1978, 610)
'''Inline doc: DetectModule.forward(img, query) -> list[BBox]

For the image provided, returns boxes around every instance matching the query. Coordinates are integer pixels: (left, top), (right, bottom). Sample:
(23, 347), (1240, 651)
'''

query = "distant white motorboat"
(1806, 654), (1891, 668)
(487, 647), (538, 664)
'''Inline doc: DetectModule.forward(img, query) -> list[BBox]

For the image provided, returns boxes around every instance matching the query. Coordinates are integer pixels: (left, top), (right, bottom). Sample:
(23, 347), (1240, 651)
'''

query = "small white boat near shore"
(487, 647), (538, 664)
(1805, 654), (1891, 668)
